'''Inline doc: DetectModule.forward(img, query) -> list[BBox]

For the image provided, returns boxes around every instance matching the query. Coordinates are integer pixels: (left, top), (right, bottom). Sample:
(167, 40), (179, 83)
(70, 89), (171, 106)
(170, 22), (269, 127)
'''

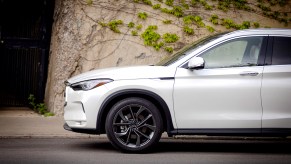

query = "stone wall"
(45, 0), (291, 115)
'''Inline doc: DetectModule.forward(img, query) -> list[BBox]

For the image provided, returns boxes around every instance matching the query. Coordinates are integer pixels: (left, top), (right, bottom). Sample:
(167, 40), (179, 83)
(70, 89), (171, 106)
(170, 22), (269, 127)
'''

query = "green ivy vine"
(141, 25), (160, 46)
(138, 12), (148, 20)
(183, 26), (194, 35)
(128, 22), (135, 28)
(140, 25), (179, 52)
(162, 33), (179, 43)
(90, 0), (290, 53)
(108, 20), (123, 33)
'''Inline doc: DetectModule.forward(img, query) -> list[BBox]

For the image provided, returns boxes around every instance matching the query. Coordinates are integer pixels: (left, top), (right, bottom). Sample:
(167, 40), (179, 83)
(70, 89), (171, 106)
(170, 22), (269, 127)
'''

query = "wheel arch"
(96, 89), (174, 135)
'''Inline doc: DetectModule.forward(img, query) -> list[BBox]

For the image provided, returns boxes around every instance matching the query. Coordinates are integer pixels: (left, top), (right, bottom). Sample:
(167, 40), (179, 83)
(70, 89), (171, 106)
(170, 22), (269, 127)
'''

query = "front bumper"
(63, 123), (98, 134)
(64, 84), (109, 130)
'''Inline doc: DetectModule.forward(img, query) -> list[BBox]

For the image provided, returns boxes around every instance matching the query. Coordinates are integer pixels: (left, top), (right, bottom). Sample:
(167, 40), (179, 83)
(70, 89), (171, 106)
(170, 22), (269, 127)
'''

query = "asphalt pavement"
(2, 138), (291, 163)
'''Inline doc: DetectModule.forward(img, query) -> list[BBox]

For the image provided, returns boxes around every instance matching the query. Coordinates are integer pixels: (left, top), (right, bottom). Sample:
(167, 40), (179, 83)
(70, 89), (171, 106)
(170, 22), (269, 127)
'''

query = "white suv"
(64, 28), (291, 152)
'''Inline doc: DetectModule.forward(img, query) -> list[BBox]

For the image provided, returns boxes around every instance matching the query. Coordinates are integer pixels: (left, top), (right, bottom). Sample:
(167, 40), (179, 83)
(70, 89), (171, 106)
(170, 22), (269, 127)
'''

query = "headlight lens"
(71, 79), (113, 91)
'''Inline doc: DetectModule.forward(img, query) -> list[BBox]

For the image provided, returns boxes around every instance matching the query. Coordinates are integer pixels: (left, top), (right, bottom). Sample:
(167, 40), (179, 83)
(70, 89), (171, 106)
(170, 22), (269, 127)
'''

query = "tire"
(105, 97), (163, 153)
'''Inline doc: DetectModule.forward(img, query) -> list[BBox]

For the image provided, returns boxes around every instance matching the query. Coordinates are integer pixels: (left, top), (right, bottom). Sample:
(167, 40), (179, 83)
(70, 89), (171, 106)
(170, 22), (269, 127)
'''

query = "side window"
(272, 37), (291, 65)
(199, 37), (263, 69)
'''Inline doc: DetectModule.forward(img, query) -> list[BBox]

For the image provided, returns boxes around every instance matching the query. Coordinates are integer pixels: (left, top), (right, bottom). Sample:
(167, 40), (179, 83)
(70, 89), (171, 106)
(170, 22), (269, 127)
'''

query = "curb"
(0, 134), (108, 139)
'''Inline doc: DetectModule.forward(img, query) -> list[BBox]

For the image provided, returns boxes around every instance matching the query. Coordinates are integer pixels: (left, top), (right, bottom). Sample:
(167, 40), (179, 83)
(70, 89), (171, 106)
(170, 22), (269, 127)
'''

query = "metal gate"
(0, 0), (54, 106)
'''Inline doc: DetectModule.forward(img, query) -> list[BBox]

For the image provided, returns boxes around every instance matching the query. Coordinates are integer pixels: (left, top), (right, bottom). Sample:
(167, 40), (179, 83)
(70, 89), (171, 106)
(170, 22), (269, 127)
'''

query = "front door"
(174, 36), (267, 130)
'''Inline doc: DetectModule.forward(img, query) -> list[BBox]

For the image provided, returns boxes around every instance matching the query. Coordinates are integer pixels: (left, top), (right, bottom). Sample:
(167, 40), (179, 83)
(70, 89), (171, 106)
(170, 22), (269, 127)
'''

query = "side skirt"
(168, 128), (291, 137)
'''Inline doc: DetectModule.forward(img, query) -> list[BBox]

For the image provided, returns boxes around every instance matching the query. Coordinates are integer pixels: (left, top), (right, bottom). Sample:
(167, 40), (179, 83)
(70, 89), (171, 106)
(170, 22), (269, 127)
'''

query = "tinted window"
(199, 37), (263, 69)
(272, 37), (291, 65)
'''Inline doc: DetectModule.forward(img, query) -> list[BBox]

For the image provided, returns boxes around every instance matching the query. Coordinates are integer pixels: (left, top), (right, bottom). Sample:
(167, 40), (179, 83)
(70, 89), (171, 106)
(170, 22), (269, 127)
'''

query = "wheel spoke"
(113, 122), (131, 126)
(136, 106), (145, 116)
(134, 131), (141, 147)
(129, 106), (135, 120)
(136, 129), (150, 139)
(139, 124), (156, 131)
(125, 129), (132, 145)
(118, 111), (127, 122)
(114, 129), (129, 137)
(138, 114), (152, 126)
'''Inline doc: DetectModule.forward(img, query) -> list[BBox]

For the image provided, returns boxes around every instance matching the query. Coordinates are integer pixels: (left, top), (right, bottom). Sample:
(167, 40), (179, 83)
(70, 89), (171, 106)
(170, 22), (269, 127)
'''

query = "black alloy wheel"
(105, 97), (163, 153)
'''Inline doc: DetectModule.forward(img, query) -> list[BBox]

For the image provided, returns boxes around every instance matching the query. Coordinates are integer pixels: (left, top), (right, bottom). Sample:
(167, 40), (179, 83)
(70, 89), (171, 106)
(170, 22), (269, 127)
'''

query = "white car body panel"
(105, 79), (177, 128)
(68, 66), (175, 83)
(262, 65), (291, 128)
(174, 66), (263, 128)
(64, 85), (110, 128)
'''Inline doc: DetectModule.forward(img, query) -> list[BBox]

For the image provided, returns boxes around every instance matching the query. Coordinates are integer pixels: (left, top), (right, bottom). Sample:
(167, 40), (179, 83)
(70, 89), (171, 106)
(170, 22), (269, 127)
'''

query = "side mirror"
(188, 57), (205, 69)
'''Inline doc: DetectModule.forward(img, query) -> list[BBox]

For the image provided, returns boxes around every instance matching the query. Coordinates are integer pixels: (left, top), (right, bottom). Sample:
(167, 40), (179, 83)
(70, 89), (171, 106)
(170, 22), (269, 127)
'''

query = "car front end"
(63, 66), (176, 134)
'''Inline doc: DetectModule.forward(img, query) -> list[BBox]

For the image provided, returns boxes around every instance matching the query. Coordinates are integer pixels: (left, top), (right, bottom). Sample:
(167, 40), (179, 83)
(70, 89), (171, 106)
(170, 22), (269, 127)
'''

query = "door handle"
(239, 71), (259, 76)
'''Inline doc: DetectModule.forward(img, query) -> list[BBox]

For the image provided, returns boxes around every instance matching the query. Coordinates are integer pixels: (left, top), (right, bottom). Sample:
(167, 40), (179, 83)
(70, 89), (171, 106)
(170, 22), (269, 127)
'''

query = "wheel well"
(97, 91), (173, 134)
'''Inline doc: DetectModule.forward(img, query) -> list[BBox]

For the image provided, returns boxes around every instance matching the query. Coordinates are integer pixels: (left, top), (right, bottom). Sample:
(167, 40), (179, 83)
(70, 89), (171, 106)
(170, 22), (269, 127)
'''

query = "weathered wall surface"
(45, 0), (291, 115)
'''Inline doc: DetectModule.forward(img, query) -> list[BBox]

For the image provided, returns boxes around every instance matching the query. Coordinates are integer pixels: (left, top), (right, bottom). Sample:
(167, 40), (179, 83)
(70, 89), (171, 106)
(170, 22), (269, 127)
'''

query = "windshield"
(156, 32), (229, 66)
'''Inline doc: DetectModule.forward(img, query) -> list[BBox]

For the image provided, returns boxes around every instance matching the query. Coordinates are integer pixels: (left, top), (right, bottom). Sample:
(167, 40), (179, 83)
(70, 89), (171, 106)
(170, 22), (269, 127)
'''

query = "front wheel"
(105, 97), (163, 153)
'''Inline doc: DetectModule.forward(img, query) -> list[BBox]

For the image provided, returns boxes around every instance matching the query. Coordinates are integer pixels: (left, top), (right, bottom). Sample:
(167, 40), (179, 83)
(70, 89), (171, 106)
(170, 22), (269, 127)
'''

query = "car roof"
(225, 28), (291, 37)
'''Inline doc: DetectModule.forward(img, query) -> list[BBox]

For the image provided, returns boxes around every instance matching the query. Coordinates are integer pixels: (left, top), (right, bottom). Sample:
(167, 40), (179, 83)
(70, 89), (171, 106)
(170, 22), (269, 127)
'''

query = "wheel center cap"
(130, 122), (138, 130)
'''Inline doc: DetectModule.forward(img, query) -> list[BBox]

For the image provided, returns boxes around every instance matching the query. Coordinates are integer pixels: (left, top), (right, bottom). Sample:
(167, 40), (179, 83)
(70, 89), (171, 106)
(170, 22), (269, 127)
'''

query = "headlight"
(70, 79), (113, 91)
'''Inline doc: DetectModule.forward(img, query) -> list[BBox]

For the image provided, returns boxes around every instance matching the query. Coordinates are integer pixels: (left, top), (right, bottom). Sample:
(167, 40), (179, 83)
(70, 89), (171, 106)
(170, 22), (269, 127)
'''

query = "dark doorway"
(0, 0), (55, 106)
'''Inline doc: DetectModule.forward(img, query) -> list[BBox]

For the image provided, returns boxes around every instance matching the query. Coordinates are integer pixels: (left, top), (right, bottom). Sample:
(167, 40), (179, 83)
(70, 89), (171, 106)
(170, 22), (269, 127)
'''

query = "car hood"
(67, 65), (176, 84)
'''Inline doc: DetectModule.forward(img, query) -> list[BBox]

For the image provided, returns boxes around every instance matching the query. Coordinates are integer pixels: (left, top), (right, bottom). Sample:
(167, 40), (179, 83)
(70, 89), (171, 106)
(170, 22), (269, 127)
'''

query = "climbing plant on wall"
(81, 0), (290, 53)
